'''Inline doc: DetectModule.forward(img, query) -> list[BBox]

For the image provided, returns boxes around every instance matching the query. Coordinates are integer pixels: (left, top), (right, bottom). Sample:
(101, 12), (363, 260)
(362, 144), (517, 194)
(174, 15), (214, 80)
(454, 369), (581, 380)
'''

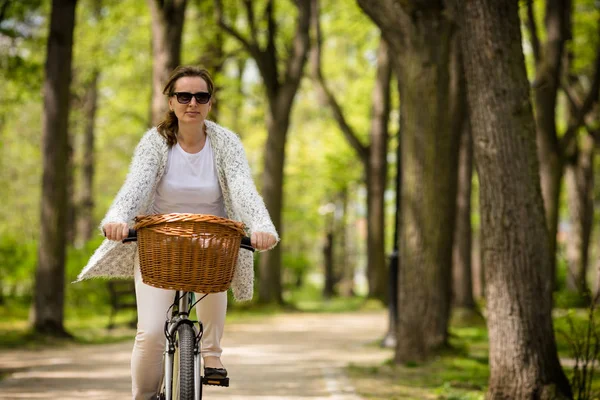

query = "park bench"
(107, 280), (137, 329)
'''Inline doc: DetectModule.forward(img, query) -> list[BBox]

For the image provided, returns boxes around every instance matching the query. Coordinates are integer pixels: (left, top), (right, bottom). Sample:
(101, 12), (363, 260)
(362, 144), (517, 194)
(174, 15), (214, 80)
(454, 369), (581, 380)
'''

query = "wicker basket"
(134, 213), (246, 293)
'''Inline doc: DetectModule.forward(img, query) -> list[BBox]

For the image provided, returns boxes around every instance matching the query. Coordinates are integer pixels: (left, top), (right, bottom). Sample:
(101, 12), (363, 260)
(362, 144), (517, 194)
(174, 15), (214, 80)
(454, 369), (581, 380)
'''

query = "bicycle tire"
(177, 323), (196, 400)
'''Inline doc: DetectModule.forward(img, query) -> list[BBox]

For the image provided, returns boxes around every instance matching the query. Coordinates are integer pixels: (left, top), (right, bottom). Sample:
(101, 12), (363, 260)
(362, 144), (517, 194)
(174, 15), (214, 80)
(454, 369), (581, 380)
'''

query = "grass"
(348, 307), (600, 399)
(0, 300), (138, 349)
(348, 312), (489, 400)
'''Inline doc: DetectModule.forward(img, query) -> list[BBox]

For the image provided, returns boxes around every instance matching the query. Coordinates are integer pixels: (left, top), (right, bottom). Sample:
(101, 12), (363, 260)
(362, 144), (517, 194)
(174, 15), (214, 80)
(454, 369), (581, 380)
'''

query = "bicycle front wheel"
(177, 323), (196, 400)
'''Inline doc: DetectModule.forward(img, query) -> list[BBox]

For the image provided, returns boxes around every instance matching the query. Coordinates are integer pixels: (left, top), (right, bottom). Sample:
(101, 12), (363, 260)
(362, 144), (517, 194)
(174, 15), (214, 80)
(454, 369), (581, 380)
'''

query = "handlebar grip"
(122, 229), (137, 243)
(241, 236), (255, 252)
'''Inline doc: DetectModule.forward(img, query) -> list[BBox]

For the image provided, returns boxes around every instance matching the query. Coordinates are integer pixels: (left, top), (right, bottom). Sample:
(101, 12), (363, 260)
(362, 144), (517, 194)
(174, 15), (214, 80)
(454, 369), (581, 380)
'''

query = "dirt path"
(0, 311), (391, 399)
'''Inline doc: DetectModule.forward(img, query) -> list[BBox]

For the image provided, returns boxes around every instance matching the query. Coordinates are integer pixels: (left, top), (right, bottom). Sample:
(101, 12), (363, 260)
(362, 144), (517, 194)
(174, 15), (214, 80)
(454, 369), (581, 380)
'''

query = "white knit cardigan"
(76, 120), (279, 301)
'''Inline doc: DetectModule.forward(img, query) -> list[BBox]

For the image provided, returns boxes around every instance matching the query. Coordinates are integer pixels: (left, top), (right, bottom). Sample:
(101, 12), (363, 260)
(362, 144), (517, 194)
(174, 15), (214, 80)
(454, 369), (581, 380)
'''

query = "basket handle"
(122, 229), (255, 252)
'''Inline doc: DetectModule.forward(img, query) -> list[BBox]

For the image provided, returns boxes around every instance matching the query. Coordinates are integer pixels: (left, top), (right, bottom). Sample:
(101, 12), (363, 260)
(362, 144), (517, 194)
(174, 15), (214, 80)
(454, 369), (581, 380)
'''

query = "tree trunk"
(365, 40), (391, 302)
(148, 0), (187, 126)
(258, 110), (289, 303)
(565, 134), (594, 294)
(337, 187), (355, 297)
(452, 115), (475, 309)
(196, 2), (225, 122)
(323, 230), (335, 299)
(32, 0), (77, 336)
(532, 0), (569, 291)
(449, 31), (475, 310)
(76, 70), (99, 246)
(457, 1), (572, 398)
(231, 59), (246, 134)
(357, 0), (460, 362)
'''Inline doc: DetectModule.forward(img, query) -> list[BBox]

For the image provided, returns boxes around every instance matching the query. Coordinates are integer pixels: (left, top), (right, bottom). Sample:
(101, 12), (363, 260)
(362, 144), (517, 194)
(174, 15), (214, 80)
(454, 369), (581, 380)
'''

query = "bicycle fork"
(164, 292), (203, 400)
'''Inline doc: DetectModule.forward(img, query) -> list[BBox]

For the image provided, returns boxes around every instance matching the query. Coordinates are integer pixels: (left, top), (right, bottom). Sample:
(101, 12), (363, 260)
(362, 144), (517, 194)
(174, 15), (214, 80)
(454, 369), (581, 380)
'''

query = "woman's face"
(169, 76), (212, 126)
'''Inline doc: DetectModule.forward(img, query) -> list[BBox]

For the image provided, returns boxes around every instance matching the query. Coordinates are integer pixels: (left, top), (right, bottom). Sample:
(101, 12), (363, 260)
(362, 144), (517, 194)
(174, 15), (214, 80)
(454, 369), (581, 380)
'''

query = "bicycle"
(122, 213), (255, 400)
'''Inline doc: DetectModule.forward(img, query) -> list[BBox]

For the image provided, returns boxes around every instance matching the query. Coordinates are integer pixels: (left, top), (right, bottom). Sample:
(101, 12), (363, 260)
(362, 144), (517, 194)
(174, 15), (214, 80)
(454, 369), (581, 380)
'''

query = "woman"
(76, 66), (278, 399)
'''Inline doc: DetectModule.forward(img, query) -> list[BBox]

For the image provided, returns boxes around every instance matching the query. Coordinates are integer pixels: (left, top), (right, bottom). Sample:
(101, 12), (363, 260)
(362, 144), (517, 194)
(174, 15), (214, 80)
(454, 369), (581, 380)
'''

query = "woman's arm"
(225, 136), (279, 250)
(99, 130), (164, 232)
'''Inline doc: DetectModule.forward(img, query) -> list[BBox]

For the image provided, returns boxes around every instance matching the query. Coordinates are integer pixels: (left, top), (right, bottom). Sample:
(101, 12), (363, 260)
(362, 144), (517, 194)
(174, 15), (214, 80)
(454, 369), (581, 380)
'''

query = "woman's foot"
(204, 356), (227, 378)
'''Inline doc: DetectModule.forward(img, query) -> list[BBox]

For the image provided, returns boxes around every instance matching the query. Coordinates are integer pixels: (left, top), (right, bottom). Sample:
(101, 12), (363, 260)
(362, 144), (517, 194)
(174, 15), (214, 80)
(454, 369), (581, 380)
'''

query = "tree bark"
(76, 70), (99, 246)
(258, 108), (292, 303)
(148, 0), (187, 126)
(449, 31), (475, 310)
(323, 229), (335, 299)
(365, 41), (391, 302)
(452, 114), (475, 309)
(357, 0), (460, 362)
(32, 0), (77, 336)
(196, 0), (225, 122)
(565, 134), (594, 294)
(457, 1), (572, 398)
(337, 187), (355, 297)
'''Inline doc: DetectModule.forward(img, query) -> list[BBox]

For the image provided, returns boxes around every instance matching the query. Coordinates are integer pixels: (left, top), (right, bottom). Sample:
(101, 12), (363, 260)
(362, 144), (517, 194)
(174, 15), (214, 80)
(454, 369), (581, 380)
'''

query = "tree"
(311, 0), (391, 301)
(75, 68), (99, 245)
(457, 0), (572, 397)
(189, 0), (227, 122)
(148, 0), (188, 125)
(215, 0), (311, 303)
(561, 3), (600, 295)
(451, 39), (475, 311)
(525, 0), (600, 290)
(32, 0), (78, 336)
(356, 0), (461, 361)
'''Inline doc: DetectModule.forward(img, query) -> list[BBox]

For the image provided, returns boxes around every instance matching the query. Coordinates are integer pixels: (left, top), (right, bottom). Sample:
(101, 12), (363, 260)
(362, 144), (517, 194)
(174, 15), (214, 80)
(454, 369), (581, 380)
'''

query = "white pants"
(131, 259), (227, 400)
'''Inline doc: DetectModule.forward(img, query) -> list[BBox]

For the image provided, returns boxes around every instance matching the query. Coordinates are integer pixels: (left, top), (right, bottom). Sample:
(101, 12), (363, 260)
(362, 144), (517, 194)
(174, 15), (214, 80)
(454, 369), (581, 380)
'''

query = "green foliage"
(64, 235), (113, 310)
(348, 322), (489, 400)
(0, 235), (37, 299)
(555, 304), (600, 400)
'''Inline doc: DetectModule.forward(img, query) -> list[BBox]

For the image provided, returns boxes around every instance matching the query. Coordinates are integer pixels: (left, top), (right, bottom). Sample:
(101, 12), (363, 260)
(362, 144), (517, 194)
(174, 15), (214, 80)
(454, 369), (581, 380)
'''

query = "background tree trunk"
(565, 134), (594, 294)
(357, 0), (460, 362)
(365, 40), (391, 301)
(337, 187), (355, 297)
(528, 0), (569, 291)
(195, 0), (225, 122)
(449, 32), (475, 310)
(32, 0), (77, 336)
(148, 0), (187, 126)
(76, 69), (99, 246)
(457, 0), (572, 397)
(452, 115), (475, 310)
(323, 229), (335, 299)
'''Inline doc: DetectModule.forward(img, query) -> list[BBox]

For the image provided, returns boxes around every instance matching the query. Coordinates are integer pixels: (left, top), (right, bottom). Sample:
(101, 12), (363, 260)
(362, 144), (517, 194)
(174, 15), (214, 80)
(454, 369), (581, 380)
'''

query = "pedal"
(202, 376), (229, 387)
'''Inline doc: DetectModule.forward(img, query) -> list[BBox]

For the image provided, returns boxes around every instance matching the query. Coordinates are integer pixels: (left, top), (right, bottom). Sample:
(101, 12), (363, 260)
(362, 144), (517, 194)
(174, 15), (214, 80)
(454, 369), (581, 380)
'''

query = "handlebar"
(120, 229), (255, 252)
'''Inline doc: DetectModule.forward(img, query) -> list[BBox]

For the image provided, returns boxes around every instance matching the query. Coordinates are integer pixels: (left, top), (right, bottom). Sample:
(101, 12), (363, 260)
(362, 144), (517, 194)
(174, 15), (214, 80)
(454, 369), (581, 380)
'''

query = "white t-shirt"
(151, 135), (226, 217)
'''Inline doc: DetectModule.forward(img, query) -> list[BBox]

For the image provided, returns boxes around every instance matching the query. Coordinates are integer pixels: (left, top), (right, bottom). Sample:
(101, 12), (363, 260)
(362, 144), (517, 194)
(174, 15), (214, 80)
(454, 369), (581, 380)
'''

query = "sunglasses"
(172, 92), (212, 104)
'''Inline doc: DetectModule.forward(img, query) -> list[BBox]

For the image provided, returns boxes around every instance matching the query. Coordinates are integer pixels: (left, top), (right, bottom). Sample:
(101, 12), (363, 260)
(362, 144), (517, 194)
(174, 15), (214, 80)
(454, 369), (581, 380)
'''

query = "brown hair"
(156, 66), (215, 147)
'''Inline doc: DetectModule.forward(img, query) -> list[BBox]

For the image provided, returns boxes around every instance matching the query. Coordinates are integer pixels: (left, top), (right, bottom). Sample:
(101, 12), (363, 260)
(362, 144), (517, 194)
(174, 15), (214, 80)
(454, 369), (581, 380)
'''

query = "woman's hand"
(251, 232), (277, 251)
(103, 222), (129, 241)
